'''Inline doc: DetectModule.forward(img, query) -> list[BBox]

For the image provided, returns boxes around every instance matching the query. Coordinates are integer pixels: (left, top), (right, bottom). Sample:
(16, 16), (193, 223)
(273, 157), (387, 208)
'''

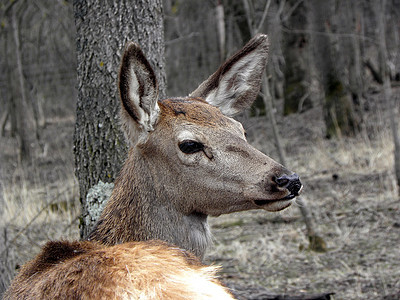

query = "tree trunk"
(282, 0), (312, 115)
(262, 74), (326, 252)
(376, 0), (400, 195)
(11, 5), (31, 162)
(215, 1), (225, 62)
(388, 82), (400, 196)
(262, 76), (286, 164)
(309, 0), (359, 139)
(0, 110), (8, 137)
(73, 0), (166, 239)
(241, 0), (326, 252)
(347, 0), (365, 106)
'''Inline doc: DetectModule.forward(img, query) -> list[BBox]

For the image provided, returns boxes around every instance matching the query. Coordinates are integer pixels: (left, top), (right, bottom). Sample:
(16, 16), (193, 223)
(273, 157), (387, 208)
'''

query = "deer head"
(89, 34), (302, 258)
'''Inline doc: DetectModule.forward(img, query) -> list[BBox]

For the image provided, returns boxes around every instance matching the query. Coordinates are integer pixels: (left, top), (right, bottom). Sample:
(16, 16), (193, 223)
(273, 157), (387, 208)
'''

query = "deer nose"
(275, 174), (302, 196)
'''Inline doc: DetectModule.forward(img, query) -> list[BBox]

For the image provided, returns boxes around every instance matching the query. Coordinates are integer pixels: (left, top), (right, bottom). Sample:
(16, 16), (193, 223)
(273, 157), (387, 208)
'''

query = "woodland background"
(1, 0), (400, 299)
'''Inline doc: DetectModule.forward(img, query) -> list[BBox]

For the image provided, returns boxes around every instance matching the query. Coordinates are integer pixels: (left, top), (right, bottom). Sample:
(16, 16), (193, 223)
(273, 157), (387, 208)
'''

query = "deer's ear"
(119, 42), (159, 141)
(190, 34), (269, 116)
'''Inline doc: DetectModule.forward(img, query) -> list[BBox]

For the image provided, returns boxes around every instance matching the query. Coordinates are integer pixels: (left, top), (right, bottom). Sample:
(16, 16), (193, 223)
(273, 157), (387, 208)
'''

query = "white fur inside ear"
(128, 65), (159, 132)
(205, 50), (264, 116)
(128, 66), (144, 121)
(147, 102), (160, 131)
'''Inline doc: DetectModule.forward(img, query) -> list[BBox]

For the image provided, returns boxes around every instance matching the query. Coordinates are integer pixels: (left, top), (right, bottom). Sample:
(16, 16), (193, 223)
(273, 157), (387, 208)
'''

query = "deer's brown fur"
(4, 240), (233, 299)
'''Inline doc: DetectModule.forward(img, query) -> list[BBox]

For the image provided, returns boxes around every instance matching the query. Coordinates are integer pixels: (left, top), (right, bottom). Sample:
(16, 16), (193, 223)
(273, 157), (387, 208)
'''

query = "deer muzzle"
(274, 173), (303, 199)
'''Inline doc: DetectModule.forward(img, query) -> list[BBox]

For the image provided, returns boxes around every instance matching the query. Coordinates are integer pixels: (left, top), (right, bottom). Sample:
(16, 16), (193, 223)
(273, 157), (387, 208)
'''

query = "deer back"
(4, 240), (234, 299)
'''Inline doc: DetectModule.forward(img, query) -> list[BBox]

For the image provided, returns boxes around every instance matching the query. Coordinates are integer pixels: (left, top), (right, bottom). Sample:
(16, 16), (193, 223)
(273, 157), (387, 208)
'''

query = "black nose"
(275, 174), (302, 196)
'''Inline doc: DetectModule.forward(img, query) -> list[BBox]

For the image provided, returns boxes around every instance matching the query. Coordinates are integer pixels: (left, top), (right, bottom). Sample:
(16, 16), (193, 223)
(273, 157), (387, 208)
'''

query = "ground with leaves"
(1, 88), (399, 299)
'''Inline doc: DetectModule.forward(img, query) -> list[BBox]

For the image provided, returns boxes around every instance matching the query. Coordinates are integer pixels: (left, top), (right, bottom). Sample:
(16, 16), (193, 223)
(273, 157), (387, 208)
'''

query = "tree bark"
(11, 5), (31, 162)
(73, 0), (166, 239)
(309, 0), (359, 138)
(282, 0), (312, 115)
(388, 82), (400, 195)
(215, 1), (225, 62)
(346, 1), (364, 104)
(0, 110), (8, 137)
(376, 0), (400, 195)
(261, 76), (286, 164)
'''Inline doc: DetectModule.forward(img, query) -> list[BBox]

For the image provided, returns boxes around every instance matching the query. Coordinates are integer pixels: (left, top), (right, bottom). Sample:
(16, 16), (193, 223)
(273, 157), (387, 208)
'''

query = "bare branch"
(282, 0), (303, 23)
(1, 0), (22, 17)
(255, 0), (272, 34)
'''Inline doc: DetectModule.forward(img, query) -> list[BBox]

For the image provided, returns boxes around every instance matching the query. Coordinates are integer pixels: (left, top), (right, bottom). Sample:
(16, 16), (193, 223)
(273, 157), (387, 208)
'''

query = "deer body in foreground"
(5, 34), (302, 299)
(5, 240), (234, 299)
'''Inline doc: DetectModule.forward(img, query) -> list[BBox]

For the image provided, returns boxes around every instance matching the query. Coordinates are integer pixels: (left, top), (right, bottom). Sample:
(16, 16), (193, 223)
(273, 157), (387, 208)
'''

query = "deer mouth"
(252, 195), (295, 211)
(254, 192), (299, 206)
(253, 180), (303, 208)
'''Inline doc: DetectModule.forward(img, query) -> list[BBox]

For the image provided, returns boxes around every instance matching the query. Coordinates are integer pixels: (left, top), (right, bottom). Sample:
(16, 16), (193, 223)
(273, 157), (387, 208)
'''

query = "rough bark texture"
(73, 0), (166, 239)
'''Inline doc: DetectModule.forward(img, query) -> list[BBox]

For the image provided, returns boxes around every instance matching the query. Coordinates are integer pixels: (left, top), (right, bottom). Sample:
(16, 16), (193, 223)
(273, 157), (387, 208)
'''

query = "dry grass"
(0, 118), (80, 293)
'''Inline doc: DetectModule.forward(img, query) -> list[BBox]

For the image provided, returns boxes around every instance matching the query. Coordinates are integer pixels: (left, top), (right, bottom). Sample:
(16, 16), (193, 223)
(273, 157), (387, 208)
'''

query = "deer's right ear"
(119, 42), (159, 141)
(190, 34), (269, 117)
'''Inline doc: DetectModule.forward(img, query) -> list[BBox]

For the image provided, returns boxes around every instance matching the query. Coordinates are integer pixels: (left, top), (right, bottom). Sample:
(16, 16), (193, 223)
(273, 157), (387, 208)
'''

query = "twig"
(255, 0), (272, 34)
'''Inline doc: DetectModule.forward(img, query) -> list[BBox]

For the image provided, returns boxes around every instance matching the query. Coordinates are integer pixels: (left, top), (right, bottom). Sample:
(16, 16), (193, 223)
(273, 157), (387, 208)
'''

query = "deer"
(4, 34), (302, 299)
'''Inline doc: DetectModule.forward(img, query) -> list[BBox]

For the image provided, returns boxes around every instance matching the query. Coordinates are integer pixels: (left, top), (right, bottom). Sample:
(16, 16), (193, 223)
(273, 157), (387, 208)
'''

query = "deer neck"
(88, 149), (211, 259)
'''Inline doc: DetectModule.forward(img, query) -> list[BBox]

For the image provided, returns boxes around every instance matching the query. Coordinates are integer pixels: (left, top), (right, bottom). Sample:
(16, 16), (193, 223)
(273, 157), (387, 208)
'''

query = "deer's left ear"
(119, 42), (159, 141)
(190, 34), (269, 116)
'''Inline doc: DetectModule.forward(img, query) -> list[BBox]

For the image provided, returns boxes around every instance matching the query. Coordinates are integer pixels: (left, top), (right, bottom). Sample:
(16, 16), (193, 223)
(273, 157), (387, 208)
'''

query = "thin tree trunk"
(262, 72), (326, 252)
(11, 6), (30, 162)
(347, 0), (365, 121)
(310, 0), (359, 138)
(243, 0), (326, 252)
(3, 29), (18, 138)
(377, 0), (400, 195)
(216, 1), (225, 62)
(0, 108), (8, 137)
(262, 76), (286, 164)
(387, 81), (400, 195)
(282, 0), (310, 115)
(29, 85), (46, 140)
(74, 0), (166, 239)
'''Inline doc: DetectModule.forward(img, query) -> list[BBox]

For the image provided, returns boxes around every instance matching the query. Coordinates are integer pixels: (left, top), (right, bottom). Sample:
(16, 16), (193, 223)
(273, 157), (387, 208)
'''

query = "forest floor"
(1, 87), (399, 299)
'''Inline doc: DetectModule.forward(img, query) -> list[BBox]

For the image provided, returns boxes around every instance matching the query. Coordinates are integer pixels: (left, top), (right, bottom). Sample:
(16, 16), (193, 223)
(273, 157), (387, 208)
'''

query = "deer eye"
(179, 140), (204, 154)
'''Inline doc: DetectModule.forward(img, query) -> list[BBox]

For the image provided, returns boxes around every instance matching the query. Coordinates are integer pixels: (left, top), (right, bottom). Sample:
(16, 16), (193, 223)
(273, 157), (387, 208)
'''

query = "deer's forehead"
(158, 98), (235, 128)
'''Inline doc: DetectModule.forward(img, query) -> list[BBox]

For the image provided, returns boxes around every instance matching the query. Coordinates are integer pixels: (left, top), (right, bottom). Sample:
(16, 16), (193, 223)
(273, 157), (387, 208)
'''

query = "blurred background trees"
(1, 0), (76, 161)
(1, 0), (399, 151)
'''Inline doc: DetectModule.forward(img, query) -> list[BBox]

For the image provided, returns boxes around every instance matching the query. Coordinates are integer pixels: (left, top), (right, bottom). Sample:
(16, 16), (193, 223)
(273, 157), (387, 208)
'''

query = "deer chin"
(252, 197), (294, 212)
(243, 186), (293, 211)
